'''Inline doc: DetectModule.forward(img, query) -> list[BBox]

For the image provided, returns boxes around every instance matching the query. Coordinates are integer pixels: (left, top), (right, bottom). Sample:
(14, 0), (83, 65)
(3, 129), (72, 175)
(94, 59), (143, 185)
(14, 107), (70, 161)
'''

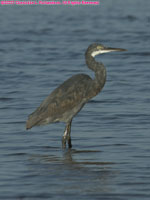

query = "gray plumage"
(26, 43), (126, 148)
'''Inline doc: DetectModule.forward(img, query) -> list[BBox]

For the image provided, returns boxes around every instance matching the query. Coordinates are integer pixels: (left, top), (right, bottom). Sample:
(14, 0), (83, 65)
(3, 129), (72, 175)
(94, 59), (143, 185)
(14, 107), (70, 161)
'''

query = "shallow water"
(0, 0), (150, 199)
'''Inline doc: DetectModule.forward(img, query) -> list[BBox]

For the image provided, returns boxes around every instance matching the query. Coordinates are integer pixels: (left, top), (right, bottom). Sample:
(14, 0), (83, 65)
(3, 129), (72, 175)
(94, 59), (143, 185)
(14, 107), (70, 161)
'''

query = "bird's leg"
(62, 126), (68, 148)
(62, 120), (72, 148)
(67, 120), (72, 148)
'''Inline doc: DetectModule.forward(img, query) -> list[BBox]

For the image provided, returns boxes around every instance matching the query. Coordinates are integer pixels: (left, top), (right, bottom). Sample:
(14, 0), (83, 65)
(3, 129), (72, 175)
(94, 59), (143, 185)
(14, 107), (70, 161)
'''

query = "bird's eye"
(97, 46), (101, 50)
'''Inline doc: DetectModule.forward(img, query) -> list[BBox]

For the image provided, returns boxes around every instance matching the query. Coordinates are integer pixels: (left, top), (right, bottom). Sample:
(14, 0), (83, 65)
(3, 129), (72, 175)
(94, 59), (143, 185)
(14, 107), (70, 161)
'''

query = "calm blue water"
(0, 0), (150, 199)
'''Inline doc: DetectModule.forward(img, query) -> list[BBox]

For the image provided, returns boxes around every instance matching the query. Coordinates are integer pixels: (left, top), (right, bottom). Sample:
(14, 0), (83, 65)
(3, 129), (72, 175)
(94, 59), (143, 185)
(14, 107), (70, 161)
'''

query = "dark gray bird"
(26, 43), (126, 148)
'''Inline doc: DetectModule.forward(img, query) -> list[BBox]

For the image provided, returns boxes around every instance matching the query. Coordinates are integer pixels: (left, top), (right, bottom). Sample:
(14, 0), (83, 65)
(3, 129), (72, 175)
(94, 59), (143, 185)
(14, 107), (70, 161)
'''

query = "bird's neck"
(85, 52), (107, 97)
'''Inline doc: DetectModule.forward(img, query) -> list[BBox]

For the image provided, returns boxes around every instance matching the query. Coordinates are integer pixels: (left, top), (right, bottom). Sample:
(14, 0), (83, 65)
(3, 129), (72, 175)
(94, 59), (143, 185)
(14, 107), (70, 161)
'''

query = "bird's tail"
(26, 114), (37, 130)
(26, 118), (33, 130)
(26, 113), (42, 130)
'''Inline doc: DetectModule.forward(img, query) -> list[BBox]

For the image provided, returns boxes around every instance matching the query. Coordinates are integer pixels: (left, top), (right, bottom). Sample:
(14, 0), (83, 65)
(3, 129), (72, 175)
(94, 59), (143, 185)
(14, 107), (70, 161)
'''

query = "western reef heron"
(26, 43), (126, 148)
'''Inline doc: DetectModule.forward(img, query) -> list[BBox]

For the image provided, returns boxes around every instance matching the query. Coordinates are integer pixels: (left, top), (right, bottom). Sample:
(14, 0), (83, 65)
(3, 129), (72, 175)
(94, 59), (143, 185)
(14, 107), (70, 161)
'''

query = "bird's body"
(26, 43), (126, 148)
(26, 74), (92, 128)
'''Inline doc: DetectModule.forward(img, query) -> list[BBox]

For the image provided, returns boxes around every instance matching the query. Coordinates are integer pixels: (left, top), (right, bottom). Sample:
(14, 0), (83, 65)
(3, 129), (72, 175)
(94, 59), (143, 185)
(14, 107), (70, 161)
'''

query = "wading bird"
(26, 43), (126, 148)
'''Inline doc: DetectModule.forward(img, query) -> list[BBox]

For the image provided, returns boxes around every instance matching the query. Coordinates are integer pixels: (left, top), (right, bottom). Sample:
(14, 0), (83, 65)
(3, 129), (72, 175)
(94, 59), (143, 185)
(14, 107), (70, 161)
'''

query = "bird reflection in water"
(28, 147), (116, 194)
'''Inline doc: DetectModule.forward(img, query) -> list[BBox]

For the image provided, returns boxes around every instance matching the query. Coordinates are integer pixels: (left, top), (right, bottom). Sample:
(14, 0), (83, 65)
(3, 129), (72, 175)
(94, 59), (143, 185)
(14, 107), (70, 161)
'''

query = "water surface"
(0, 0), (150, 199)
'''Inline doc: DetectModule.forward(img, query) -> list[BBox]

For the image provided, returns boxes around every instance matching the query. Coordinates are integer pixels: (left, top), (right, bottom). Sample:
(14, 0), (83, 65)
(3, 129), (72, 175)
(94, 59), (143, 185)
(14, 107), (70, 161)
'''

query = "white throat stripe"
(91, 49), (115, 57)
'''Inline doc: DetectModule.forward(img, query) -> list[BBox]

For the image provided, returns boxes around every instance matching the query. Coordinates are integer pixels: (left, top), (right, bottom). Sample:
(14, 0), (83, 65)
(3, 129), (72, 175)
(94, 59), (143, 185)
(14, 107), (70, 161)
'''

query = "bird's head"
(86, 43), (127, 58)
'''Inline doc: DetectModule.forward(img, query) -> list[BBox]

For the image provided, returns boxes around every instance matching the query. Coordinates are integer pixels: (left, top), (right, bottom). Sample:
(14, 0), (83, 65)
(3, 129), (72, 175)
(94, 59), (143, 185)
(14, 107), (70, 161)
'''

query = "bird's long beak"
(102, 46), (127, 53)
(91, 46), (127, 57)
